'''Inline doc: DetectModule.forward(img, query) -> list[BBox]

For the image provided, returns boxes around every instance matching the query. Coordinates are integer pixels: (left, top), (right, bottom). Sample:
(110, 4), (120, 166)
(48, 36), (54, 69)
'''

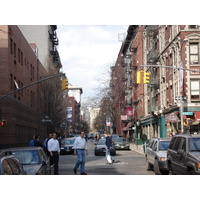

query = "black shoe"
(112, 159), (115, 163)
(73, 168), (77, 175)
(80, 172), (87, 175)
(54, 172), (59, 175)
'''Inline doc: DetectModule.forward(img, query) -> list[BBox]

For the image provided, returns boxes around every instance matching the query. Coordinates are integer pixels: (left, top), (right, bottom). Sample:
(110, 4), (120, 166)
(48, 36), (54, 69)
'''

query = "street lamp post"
(179, 37), (188, 133)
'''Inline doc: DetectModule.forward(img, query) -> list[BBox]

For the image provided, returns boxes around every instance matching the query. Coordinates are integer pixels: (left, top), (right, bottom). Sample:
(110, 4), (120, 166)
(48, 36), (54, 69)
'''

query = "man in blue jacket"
(104, 132), (115, 164)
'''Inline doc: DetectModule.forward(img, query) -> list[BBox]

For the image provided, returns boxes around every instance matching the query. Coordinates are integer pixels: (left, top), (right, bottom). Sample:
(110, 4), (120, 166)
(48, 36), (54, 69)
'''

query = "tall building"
(18, 25), (62, 73)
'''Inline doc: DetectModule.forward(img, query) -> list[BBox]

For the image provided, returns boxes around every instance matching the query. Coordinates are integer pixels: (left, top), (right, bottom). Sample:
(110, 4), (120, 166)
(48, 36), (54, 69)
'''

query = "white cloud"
(57, 25), (128, 99)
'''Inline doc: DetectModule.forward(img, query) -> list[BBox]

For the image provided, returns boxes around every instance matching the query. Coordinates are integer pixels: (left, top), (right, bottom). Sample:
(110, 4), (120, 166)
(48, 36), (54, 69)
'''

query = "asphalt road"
(58, 139), (155, 175)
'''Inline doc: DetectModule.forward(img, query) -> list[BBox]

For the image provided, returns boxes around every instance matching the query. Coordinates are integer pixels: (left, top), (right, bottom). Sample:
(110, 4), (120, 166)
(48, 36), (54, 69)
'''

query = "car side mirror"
(177, 149), (184, 155)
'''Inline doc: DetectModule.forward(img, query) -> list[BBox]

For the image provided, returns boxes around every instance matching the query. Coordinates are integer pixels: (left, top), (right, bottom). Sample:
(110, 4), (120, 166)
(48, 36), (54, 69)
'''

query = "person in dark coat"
(104, 132), (115, 164)
(141, 133), (147, 153)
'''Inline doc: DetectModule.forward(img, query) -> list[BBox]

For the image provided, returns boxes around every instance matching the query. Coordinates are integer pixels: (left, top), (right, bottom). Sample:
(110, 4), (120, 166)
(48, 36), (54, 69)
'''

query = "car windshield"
(61, 139), (75, 145)
(115, 138), (126, 143)
(158, 141), (170, 151)
(189, 138), (200, 151)
(98, 140), (106, 145)
(12, 150), (40, 165)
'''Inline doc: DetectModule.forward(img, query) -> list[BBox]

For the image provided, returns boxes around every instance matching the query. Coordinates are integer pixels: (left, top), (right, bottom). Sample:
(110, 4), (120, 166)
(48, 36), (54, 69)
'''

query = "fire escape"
(145, 26), (160, 114)
(49, 26), (62, 68)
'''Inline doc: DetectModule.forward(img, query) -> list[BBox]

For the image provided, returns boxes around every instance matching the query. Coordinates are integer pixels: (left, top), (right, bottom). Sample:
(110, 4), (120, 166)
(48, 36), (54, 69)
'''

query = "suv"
(0, 150), (26, 175)
(167, 134), (200, 175)
(145, 137), (171, 175)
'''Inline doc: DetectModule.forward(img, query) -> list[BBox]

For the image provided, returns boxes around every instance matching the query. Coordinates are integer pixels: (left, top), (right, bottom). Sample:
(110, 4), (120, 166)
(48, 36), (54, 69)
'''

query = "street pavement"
(58, 140), (154, 175)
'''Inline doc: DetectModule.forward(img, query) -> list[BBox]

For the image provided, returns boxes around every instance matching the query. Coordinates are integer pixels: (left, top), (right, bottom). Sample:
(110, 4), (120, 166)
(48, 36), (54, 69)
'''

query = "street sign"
(183, 112), (193, 115)
(41, 119), (52, 123)
(175, 96), (187, 100)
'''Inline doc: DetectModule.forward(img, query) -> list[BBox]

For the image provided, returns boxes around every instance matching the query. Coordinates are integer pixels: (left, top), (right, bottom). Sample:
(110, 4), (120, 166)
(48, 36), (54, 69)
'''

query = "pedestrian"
(141, 133), (147, 153)
(104, 132), (115, 164)
(43, 133), (53, 156)
(73, 131), (88, 175)
(29, 135), (35, 147)
(47, 133), (60, 175)
(33, 135), (43, 147)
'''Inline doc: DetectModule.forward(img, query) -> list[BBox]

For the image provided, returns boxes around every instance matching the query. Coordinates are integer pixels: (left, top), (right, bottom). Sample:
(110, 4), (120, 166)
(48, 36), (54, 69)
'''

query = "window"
(172, 137), (182, 151)
(21, 52), (23, 66)
(191, 80), (200, 100)
(190, 43), (199, 64)
(189, 25), (197, 29)
(18, 48), (20, 63)
(179, 138), (186, 152)
(152, 141), (157, 151)
(14, 43), (16, 58)
(10, 74), (13, 90)
(10, 38), (13, 54)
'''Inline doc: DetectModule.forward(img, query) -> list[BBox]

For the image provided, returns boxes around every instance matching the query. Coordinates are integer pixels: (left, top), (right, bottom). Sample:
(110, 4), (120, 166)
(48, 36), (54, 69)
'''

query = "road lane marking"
(96, 162), (128, 165)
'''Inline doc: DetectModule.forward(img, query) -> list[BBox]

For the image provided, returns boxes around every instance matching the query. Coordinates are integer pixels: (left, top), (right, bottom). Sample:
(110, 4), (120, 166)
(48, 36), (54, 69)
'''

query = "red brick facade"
(0, 25), (48, 147)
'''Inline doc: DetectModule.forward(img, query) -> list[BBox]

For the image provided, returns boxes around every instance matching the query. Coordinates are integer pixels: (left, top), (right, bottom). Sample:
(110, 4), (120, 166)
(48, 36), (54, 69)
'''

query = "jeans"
(142, 142), (146, 153)
(74, 149), (85, 173)
(106, 149), (114, 164)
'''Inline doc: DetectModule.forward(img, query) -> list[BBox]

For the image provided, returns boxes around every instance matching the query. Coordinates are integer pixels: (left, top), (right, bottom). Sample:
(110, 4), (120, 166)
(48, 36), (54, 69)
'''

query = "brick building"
(110, 25), (200, 141)
(0, 25), (63, 148)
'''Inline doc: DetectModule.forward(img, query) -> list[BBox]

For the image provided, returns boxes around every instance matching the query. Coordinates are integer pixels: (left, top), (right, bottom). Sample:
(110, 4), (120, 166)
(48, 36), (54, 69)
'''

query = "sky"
(56, 25), (128, 100)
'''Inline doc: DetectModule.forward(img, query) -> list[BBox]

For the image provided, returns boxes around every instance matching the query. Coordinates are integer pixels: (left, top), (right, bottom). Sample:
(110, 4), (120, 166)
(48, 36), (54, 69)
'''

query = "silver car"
(145, 138), (171, 175)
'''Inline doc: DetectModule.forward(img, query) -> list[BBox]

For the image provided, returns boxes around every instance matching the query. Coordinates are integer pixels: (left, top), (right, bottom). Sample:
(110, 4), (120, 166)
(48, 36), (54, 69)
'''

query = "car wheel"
(168, 163), (174, 175)
(154, 159), (161, 175)
(146, 157), (152, 171)
(188, 168), (195, 175)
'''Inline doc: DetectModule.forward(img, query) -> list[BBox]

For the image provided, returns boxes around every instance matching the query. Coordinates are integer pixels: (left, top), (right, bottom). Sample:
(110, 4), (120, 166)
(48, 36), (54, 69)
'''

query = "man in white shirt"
(73, 132), (88, 175)
(48, 133), (60, 175)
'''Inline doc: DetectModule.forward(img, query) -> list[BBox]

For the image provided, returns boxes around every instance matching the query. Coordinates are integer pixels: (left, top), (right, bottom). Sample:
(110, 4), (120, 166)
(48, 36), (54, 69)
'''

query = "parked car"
(145, 137), (171, 175)
(167, 134), (200, 175)
(113, 138), (130, 150)
(0, 150), (26, 175)
(94, 139), (116, 156)
(88, 133), (94, 140)
(111, 134), (120, 142)
(60, 137), (76, 154)
(1, 147), (51, 175)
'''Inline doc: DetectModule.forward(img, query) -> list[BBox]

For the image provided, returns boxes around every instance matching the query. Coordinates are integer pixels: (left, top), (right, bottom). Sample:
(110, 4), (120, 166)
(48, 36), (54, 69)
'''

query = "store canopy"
(192, 121), (200, 125)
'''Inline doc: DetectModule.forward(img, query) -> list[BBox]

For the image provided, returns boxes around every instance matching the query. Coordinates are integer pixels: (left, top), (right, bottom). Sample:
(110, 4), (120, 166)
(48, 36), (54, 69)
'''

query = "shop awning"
(192, 121), (200, 125)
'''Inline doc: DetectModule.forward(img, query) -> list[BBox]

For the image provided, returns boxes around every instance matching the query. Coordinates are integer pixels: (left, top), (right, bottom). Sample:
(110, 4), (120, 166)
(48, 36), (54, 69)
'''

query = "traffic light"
(0, 120), (7, 127)
(136, 71), (144, 83)
(62, 79), (68, 90)
(136, 71), (150, 84)
(144, 71), (150, 84)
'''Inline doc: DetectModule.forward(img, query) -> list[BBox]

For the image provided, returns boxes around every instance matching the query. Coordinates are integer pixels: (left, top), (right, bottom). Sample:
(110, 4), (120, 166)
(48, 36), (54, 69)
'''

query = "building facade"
(110, 25), (200, 141)
(0, 25), (63, 148)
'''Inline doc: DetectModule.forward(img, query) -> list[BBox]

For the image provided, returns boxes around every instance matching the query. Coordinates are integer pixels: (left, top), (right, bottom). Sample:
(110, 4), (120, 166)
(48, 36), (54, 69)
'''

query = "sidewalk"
(129, 143), (145, 155)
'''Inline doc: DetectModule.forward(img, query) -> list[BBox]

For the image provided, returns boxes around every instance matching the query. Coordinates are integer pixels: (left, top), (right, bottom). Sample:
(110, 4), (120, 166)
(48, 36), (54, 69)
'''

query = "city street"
(58, 140), (155, 175)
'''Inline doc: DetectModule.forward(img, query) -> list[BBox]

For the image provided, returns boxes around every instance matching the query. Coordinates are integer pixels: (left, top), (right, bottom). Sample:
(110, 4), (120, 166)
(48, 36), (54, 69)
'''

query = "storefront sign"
(183, 112), (193, 115)
(165, 112), (178, 123)
(121, 115), (127, 120)
(126, 107), (133, 116)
